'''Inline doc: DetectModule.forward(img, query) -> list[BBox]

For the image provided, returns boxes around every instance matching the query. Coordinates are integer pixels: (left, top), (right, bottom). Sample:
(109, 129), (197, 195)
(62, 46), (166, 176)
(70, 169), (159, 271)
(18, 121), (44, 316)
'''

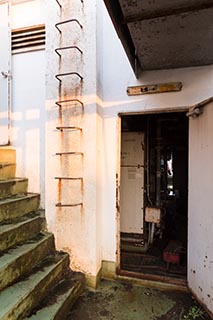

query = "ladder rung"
(56, 152), (83, 155)
(55, 177), (83, 180)
(55, 46), (83, 57)
(56, 126), (82, 131)
(55, 99), (84, 108)
(55, 72), (83, 82)
(56, 0), (61, 8)
(56, 0), (83, 8)
(55, 19), (83, 33)
(56, 202), (83, 207)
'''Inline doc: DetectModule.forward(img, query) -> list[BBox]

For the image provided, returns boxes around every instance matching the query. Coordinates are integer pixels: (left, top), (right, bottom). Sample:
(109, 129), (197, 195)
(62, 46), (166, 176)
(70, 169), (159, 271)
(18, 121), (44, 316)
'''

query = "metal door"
(0, 1), (11, 145)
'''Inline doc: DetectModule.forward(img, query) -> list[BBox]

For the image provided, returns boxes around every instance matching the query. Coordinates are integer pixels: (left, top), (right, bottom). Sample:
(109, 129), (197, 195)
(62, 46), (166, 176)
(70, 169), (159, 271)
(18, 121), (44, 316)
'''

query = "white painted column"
(11, 0), (45, 206)
(188, 102), (213, 314)
(45, 0), (102, 282)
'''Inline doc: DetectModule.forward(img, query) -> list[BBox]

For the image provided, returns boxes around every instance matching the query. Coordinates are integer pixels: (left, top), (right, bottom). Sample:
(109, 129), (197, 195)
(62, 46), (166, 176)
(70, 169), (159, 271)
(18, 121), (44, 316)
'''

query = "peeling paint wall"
(11, 0), (45, 206)
(188, 102), (213, 314)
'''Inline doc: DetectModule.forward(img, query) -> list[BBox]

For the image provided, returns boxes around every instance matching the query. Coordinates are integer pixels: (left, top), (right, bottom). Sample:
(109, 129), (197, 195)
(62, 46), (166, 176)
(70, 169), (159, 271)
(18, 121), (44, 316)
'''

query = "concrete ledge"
(0, 178), (28, 200)
(0, 193), (40, 223)
(27, 273), (85, 320)
(0, 253), (70, 320)
(82, 261), (116, 289)
(0, 215), (44, 252)
(85, 266), (102, 289)
(0, 233), (55, 291)
(0, 163), (16, 180)
(101, 260), (188, 292)
(74, 260), (188, 293)
(116, 274), (189, 293)
(83, 261), (115, 289)
(101, 260), (116, 280)
(0, 148), (16, 164)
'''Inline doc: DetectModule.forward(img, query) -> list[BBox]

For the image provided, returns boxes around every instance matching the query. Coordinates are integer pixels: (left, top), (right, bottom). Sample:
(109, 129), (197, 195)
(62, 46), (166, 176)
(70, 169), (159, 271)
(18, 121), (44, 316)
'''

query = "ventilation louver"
(12, 24), (45, 54)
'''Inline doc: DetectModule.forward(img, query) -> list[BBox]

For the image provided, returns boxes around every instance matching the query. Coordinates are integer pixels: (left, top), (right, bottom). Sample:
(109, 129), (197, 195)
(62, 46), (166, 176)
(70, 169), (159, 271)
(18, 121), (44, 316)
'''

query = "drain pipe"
(156, 119), (161, 207)
(146, 116), (153, 205)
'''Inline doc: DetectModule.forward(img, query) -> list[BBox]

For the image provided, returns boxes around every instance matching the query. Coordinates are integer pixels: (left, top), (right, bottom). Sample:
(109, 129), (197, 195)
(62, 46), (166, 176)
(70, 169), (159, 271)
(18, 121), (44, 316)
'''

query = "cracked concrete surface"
(65, 279), (211, 320)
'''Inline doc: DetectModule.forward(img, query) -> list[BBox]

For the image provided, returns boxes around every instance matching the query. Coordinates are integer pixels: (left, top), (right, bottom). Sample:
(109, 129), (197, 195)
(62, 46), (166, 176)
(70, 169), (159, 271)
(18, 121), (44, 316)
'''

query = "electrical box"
(145, 206), (161, 224)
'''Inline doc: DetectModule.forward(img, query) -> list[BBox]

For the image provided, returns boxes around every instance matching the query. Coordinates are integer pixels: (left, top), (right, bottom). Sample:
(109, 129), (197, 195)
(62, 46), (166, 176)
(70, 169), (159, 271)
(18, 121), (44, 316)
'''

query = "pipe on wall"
(156, 119), (161, 207)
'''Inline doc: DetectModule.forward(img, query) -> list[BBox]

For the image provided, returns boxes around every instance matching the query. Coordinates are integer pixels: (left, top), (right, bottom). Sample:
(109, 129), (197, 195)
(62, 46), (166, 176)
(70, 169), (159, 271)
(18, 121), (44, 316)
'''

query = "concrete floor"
(65, 279), (211, 320)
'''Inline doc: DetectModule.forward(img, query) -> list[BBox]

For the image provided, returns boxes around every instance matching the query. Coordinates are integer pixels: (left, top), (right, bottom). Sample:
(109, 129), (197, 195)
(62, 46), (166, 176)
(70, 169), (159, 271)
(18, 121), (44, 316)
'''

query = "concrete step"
(0, 233), (55, 291)
(0, 213), (44, 253)
(26, 272), (85, 320)
(0, 148), (16, 164)
(0, 163), (16, 180)
(0, 252), (70, 320)
(0, 193), (40, 223)
(0, 178), (28, 200)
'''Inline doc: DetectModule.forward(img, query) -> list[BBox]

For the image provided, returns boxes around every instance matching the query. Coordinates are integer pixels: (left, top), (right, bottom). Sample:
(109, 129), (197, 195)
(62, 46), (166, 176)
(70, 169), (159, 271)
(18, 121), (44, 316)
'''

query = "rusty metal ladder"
(54, 0), (84, 208)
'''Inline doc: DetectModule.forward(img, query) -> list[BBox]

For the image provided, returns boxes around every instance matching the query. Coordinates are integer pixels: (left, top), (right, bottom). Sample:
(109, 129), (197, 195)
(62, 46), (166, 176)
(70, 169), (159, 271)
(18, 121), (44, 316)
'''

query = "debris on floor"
(65, 279), (211, 320)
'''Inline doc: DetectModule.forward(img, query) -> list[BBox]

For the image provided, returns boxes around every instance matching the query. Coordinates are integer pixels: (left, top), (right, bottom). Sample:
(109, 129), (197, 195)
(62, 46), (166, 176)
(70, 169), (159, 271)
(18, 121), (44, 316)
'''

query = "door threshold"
(118, 269), (187, 289)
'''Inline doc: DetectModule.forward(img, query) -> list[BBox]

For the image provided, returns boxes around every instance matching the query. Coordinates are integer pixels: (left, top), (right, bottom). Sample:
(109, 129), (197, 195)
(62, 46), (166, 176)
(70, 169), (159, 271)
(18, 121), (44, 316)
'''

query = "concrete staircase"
(0, 148), (84, 320)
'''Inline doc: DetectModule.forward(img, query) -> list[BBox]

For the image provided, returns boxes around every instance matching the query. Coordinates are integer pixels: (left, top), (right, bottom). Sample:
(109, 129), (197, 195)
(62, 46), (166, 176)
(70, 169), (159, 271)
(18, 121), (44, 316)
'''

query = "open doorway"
(119, 112), (188, 284)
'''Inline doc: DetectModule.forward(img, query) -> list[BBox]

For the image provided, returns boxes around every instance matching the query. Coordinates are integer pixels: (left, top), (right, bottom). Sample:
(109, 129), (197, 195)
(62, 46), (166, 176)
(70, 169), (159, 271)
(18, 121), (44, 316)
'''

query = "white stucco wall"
(11, 0), (44, 28)
(100, 1), (213, 266)
(188, 102), (213, 314)
(45, 0), (102, 279)
(11, 0), (45, 206)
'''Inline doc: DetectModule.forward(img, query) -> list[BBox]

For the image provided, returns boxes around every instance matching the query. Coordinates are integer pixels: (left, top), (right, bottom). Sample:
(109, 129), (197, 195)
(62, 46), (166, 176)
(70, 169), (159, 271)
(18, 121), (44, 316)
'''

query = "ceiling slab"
(129, 9), (213, 70)
(103, 0), (213, 74)
(119, 0), (213, 20)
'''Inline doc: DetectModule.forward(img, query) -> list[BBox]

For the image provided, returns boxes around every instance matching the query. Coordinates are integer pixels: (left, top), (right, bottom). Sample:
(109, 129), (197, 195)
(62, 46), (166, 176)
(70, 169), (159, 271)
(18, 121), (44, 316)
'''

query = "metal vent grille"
(12, 24), (45, 54)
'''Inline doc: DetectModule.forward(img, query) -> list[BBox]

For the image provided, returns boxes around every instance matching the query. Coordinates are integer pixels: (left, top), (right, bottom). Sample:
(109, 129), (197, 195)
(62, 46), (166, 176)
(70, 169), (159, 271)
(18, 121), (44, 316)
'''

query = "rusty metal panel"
(127, 82), (182, 96)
